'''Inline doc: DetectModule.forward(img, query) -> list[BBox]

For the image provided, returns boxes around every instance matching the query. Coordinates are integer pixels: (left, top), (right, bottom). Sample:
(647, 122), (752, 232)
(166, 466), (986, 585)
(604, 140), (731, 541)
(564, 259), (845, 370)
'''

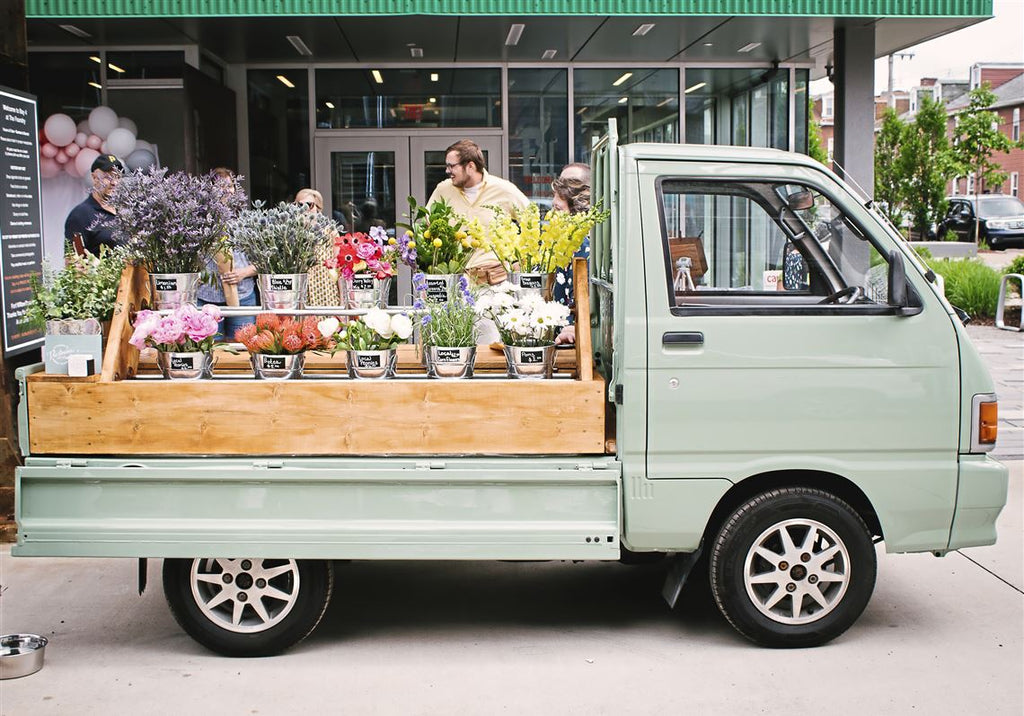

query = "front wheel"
(709, 488), (876, 648)
(163, 558), (333, 657)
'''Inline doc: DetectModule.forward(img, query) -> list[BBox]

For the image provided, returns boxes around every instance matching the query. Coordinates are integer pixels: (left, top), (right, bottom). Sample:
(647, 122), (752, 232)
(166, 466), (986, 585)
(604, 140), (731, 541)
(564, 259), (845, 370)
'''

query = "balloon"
(88, 106), (118, 139)
(125, 148), (157, 171)
(133, 139), (153, 153)
(105, 127), (136, 158)
(39, 157), (60, 179)
(55, 149), (68, 164)
(86, 134), (102, 150)
(75, 147), (101, 177)
(65, 142), (80, 158)
(77, 119), (90, 134)
(100, 141), (107, 154)
(40, 142), (58, 158)
(43, 113), (77, 147)
(75, 132), (88, 147)
(117, 117), (138, 135)
(64, 160), (82, 177)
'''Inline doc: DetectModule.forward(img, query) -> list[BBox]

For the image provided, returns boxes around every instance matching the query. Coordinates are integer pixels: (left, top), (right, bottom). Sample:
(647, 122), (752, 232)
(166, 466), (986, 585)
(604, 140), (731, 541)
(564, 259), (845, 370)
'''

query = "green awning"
(26, 0), (994, 19)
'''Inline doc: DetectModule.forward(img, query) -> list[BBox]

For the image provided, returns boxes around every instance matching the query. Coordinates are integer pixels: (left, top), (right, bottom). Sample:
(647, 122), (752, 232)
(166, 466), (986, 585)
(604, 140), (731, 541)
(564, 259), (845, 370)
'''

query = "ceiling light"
(633, 23), (656, 37)
(429, 97), (436, 103)
(107, 63), (125, 74)
(410, 47), (424, 58)
(276, 75), (295, 88)
(286, 35), (312, 57)
(703, 42), (714, 47)
(430, 73), (439, 82)
(612, 72), (633, 87)
(325, 101), (335, 109)
(505, 23), (525, 46)
(618, 97), (628, 104)
(576, 106), (588, 115)
(88, 81), (102, 89)
(738, 42), (762, 53)
(59, 24), (91, 39)
(542, 49), (557, 60)
(657, 97), (675, 107)
(685, 82), (707, 94)
(89, 56), (101, 64)
(371, 70), (383, 84)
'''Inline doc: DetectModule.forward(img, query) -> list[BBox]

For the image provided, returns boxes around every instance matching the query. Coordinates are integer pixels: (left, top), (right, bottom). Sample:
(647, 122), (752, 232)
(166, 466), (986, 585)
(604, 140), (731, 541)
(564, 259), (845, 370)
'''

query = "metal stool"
(995, 273), (1023, 332)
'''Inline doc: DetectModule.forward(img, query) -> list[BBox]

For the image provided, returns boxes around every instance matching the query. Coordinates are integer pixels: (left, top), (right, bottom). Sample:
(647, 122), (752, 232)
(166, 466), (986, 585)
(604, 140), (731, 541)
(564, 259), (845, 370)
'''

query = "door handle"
(663, 332), (704, 346)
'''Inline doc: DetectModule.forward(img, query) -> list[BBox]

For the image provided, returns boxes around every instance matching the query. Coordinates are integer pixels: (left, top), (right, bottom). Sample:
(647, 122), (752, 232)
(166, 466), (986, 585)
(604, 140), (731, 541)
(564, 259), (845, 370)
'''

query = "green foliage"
(421, 283), (478, 348)
(1004, 255), (1024, 276)
(398, 197), (472, 275)
(807, 97), (829, 165)
(874, 108), (907, 227)
(950, 84), (1024, 194)
(913, 246), (933, 260)
(229, 201), (336, 274)
(926, 258), (1002, 318)
(26, 247), (127, 328)
(900, 96), (952, 238)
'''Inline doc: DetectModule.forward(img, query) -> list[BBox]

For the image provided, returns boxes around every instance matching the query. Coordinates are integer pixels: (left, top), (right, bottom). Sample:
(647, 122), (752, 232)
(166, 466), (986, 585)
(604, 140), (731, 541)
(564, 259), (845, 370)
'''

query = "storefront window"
(794, 70), (810, 156)
(685, 68), (792, 150)
(508, 69), (568, 202)
(315, 69), (500, 129)
(247, 69), (310, 205)
(574, 69), (678, 164)
(105, 51), (184, 80)
(28, 52), (101, 121)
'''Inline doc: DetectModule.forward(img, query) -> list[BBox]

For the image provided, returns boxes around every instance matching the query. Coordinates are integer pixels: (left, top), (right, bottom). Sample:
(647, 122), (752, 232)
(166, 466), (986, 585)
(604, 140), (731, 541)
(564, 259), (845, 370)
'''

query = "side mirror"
(888, 249), (908, 309)
(786, 190), (815, 211)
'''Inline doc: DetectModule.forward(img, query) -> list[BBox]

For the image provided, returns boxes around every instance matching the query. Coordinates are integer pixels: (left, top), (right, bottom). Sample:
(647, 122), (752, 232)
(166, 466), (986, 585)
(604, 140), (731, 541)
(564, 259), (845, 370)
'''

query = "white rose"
(390, 313), (413, 340)
(317, 316), (340, 337)
(363, 308), (393, 338)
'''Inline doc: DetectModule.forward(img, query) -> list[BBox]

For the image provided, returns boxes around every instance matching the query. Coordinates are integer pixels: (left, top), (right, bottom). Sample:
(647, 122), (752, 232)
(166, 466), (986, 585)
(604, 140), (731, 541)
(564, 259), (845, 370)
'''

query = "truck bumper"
(948, 454), (1009, 550)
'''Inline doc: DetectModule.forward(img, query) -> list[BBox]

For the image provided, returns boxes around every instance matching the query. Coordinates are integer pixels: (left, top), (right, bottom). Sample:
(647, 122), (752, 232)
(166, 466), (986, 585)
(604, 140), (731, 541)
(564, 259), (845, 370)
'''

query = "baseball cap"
(91, 154), (126, 173)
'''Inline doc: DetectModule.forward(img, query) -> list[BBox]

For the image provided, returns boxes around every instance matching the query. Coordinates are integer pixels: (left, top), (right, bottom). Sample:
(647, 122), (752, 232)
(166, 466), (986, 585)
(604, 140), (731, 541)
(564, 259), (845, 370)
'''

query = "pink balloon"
(75, 147), (100, 177)
(86, 134), (102, 150)
(65, 142), (80, 158)
(39, 157), (60, 179)
(55, 149), (69, 164)
(75, 132), (88, 147)
(41, 142), (58, 158)
(64, 160), (82, 177)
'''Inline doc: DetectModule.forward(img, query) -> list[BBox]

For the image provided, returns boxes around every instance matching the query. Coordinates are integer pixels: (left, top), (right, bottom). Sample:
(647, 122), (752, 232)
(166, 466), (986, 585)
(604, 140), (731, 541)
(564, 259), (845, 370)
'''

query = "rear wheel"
(709, 488), (876, 647)
(163, 558), (333, 657)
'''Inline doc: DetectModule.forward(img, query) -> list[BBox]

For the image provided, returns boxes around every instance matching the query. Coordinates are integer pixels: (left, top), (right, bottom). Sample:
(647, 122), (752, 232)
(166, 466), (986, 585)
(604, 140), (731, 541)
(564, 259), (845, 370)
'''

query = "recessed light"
(59, 24), (91, 39)
(410, 47), (424, 58)
(685, 82), (707, 94)
(618, 97), (628, 104)
(613, 72), (633, 87)
(89, 56), (101, 64)
(276, 75), (295, 88)
(286, 35), (312, 57)
(88, 81), (102, 89)
(657, 97), (675, 107)
(542, 49), (557, 60)
(505, 23), (525, 46)
(576, 106), (588, 115)
(633, 23), (656, 37)
(430, 73), (439, 82)
(738, 42), (762, 53)
(429, 97), (436, 103)
(371, 70), (383, 84)
(325, 101), (335, 109)
(107, 63), (125, 74)
(703, 42), (714, 47)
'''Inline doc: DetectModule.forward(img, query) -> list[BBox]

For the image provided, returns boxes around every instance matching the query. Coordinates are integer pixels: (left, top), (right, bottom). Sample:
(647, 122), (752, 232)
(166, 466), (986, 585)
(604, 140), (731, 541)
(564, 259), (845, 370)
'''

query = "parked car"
(937, 194), (1024, 249)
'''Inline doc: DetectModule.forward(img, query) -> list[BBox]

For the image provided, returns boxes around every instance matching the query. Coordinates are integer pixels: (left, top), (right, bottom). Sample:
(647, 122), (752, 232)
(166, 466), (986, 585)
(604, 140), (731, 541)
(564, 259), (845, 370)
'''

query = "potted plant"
(414, 274), (479, 379)
(107, 168), (246, 309)
(128, 304), (225, 379)
(28, 247), (127, 375)
(233, 313), (326, 380)
(327, 226), (398, 309)
(397, 197), (474, 303)
(320, 309), (413, 379)
(229, 201), (336, 309)
(474, 282), (570, 379)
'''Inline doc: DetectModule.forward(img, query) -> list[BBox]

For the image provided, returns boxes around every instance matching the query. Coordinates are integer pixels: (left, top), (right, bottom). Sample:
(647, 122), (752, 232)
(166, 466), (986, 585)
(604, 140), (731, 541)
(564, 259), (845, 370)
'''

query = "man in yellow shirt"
(427, 138), (529, 284)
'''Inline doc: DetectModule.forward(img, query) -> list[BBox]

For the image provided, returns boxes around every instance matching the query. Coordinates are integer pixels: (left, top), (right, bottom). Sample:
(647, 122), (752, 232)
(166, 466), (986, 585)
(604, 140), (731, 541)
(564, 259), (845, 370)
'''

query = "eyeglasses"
(444, 162), (465, 170)
(297, 200), (321, 210)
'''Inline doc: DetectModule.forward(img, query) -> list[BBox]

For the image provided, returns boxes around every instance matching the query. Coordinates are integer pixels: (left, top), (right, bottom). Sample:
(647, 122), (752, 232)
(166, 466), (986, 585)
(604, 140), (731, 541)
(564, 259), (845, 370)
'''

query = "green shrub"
(926, 258), (1002, 318)
(1004, 255), (1024, 276)
(913, 246), (933, 260)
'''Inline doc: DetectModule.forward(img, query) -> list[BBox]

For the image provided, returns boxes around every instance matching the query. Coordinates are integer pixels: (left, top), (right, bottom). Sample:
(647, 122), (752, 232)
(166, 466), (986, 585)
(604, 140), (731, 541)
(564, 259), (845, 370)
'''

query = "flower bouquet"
(474, 282), (571, 379)
(397, 197), (475, 302)
(129, 303), (226, 379)
(234, 313), (327, 380)
(326, 226), (398, 309)
(229, 201), (337, 309)
(319, 308), (413, 379)
(414, 274), (479, 379)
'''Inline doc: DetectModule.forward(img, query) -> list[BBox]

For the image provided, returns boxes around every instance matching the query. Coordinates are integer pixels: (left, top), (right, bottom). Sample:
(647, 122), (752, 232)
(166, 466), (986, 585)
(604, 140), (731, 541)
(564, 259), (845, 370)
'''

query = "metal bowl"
(0, 634), (48, 679)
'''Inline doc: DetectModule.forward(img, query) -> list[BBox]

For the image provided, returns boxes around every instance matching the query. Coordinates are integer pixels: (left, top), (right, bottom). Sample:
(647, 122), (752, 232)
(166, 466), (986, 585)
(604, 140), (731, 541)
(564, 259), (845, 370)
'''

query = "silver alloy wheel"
(743, 518), (851, 625)
(189, 558), (301, 634)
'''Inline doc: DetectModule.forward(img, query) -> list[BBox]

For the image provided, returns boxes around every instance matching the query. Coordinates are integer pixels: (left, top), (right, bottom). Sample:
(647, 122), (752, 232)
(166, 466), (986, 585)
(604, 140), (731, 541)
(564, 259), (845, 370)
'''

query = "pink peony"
(201, 304), (222, 321)
(180, 304), (219, 342)
(128, 310), (160, 349)
(151, 316), (186, 347)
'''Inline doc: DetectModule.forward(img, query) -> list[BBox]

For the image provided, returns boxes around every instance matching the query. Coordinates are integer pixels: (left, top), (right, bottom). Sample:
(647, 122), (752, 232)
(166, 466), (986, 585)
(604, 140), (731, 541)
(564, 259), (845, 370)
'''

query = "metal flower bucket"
(251, 352), (305, 380)
(157, 351), (213, 380)
(503, 343), (556, 379)
(149, 272), (200, 310)
(341, 274), (392, 309)
(420, 273), (456, 304)
(425, 346), (476, 379)
(258, 273), (308, 310)
(510, 271), (556, 301)
(347, 349), (397, 379)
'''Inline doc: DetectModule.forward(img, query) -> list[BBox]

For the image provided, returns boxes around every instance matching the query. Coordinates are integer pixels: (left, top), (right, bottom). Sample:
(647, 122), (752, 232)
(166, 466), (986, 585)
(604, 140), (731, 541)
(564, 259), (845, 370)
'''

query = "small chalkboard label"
(351, 275), (374, 290)
(435, 348), (462, 362)
(262, 355), (286, 370)
(426, 277), (449, 302)
(155, 277), (179, 291)
(356, 353), (382, 368)
(170, 355), (196, 370)
(518, 348), (544, 364)
(269, 276), (294, 291)
(518, 274), (543, 289)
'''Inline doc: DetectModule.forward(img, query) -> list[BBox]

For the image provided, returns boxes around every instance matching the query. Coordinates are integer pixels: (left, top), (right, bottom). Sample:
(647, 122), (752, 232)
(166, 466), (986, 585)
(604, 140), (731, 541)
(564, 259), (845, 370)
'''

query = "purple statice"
(412, 272), (427, 293)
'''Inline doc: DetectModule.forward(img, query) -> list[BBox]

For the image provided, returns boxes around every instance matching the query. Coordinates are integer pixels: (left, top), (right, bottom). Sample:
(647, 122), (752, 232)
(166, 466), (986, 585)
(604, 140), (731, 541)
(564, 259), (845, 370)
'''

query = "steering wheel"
(818, 285), (863, 305)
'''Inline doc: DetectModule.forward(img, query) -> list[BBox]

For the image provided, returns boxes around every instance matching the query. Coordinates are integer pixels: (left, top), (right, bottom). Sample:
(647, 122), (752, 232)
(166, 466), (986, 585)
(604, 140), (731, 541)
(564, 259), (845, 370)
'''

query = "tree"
(951, 84), (1024, 194)
(807, 97), (829, 165)
(874, 108), (907, 228)
(900, 95), (953, 239)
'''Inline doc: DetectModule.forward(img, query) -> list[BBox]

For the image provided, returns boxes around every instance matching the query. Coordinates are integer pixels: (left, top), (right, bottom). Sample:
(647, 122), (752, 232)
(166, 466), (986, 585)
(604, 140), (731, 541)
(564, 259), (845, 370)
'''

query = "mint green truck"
(13, 128), (1008, 655)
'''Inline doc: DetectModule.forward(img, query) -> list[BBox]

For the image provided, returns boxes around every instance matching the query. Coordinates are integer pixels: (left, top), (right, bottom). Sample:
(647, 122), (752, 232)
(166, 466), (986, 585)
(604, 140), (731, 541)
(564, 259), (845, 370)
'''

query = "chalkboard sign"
(269, 276), (294, 291)
(518, 348), (544, 364)
(351, 275), (374, 290)
(518, 273), (543, 289)
(0, 86), (44, 356)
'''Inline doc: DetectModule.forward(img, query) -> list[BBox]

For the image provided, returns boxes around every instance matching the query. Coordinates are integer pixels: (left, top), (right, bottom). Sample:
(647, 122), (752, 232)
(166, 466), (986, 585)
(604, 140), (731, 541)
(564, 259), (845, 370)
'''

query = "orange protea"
(251, 330), (277, 353)
(255, 312), (281, 332)
(281, 333), (304, 353)
(234, 323), (258, 345)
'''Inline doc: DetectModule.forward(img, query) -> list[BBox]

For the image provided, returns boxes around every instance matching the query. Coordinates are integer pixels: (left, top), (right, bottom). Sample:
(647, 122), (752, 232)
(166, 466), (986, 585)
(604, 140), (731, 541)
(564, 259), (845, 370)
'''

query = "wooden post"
(101, 265), (150, 382)
(573, 256), (593, 382)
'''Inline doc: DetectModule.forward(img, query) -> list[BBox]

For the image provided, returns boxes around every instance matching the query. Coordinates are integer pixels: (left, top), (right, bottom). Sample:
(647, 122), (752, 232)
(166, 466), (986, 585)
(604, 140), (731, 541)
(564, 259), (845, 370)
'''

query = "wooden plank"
(100, 265), (149, 383)
(27, 376), (607, 456)
(572, 256), (593, 382)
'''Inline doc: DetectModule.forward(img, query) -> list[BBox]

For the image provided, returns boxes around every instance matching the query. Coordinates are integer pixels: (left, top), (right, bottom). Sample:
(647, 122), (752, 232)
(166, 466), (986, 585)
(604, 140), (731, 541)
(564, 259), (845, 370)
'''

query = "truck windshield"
(977, 196), (1024, 217)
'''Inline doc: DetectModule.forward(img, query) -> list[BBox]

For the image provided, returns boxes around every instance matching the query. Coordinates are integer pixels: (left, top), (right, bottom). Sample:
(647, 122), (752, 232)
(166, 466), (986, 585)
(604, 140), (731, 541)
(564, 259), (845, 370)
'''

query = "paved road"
(1, 327), (1021, 715)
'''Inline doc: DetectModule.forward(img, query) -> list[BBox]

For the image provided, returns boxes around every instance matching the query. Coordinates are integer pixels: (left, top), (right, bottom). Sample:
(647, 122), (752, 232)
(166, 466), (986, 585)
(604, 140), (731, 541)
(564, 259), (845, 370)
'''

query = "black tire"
(163, 558), (333, 657)
(709, 488), (876, 648)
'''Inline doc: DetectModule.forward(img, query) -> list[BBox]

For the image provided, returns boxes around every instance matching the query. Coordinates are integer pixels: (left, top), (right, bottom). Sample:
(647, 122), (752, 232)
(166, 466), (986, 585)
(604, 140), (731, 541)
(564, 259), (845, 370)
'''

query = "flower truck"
(12, 124), (1008, 656)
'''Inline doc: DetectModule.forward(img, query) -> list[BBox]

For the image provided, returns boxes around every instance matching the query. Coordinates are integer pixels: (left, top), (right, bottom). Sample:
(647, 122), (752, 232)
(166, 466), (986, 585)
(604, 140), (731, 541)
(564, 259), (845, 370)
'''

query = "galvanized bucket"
(149, 272), (200, 310)
(258, 273), (308, 310)
(251, 352), (305, 380)
(503, 343), (556, 379)
(510, 271), (556, 301)
(340, 274), (391, 309)
(347, 349), (397, 379)
(157, 351), (213, 380)
(426, 346), (476, 379)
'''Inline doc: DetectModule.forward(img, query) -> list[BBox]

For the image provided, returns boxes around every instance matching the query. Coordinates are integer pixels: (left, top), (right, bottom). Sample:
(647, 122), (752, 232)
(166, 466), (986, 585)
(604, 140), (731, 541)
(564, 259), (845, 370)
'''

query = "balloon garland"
(38, 105), (157, 179)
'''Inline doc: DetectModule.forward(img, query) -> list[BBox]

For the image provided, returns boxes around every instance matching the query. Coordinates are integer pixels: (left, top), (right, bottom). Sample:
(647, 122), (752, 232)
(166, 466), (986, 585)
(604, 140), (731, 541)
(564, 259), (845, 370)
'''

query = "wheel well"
(702, 470), (883, 547)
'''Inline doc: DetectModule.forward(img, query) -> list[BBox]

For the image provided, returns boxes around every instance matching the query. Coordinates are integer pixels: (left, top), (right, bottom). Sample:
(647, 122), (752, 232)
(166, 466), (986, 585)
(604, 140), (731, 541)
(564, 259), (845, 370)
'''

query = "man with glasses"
(64, 154), (125, 255)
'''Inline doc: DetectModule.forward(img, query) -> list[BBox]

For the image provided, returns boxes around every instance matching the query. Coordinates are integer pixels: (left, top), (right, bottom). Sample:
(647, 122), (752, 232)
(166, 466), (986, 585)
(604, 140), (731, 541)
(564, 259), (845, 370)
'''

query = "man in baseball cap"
(64, 154), (126, 255)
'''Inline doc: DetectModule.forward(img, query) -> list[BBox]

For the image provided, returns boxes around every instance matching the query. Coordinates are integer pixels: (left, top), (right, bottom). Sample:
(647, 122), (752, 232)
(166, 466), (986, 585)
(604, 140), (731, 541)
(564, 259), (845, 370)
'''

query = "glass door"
(313, 136), (410, 233)
(409, 134), (503, 204)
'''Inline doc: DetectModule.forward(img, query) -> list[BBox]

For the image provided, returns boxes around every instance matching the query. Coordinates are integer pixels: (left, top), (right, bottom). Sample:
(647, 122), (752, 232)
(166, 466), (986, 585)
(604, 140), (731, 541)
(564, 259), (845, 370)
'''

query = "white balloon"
(39, 157), (60, 179)
(77, 119), (90, 134)
(125, 148), (157, 172)
(88, 106), (119, 139)
(117, 117), (138, 135)
(100, 141), (108, 154)
(43, 113), (77, 147)
(105, 127), (136, 157)
(75, 132), (88, 147)
(75, 147), (101, 177)
(133, 139), (153, 153)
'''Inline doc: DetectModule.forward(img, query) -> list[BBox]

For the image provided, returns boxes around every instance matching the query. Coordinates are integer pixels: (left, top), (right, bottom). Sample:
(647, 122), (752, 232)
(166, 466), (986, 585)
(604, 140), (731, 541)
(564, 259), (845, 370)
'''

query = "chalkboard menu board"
(0, 86), (44, 356)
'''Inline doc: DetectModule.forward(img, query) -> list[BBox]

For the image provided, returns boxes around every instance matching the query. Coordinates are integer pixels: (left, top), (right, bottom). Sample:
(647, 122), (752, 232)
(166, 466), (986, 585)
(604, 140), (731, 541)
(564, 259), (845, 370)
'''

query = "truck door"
(637, 163), (962, 552)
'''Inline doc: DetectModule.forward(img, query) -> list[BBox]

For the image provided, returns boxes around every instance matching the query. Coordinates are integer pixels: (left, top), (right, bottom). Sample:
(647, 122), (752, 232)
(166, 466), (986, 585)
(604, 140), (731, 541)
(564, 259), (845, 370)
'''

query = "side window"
(659, 180), (891, 307)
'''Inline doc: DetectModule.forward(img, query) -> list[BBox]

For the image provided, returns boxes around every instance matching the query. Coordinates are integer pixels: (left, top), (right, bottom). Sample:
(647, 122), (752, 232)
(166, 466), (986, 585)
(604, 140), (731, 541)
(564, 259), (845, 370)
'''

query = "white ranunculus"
(317, 316), (340, 337)
(390, 313), (413, 340)
(363, 308), (392, 337)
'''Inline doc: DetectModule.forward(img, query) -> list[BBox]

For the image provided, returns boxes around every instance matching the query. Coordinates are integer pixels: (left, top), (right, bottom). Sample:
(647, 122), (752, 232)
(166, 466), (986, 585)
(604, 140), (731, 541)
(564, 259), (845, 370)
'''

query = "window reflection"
(247, 69), (310, 204)
(508, 69), (568, 202)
